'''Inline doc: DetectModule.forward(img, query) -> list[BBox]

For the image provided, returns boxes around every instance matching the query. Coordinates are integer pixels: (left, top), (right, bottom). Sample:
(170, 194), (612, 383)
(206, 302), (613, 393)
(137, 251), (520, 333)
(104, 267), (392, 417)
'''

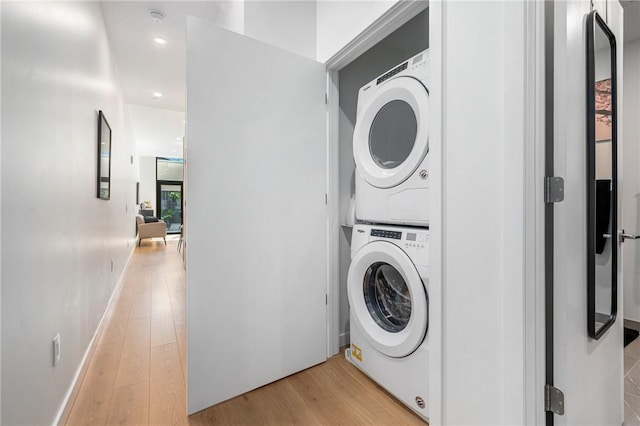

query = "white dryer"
(346, 224), (429, 421)
(353, 49), (430, 227)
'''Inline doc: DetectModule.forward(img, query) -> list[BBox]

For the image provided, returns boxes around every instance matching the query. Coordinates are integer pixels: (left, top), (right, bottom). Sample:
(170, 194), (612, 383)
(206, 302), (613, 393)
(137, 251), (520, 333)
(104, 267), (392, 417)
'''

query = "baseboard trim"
(53, 246), (135, 425)
(339, 331), (350, 349)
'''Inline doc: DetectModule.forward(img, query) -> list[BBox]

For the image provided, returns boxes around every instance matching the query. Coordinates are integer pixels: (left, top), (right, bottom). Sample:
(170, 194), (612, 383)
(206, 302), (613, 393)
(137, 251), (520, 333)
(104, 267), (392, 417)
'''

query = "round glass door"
(369, 100), (418, 170)
(352, 77), (429, 189)
(347, 240), (428, 358)
(363, 262), (411, 333)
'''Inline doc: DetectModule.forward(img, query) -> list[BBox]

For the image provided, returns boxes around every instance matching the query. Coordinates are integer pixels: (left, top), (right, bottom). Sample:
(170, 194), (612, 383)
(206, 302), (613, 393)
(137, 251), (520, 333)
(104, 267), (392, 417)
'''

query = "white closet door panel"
(186, 17), (327, 414)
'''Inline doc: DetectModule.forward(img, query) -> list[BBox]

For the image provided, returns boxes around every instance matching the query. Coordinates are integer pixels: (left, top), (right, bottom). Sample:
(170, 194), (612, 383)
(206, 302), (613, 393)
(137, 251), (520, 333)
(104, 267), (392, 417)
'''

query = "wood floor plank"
(66, 342), (122, 425)
(120, 317), (150, 360)
(149, 343), (187, 425)
(151, 278), (177, 347)
(167, 274), (186, 327)
(301, 356), (425, 425)
(174, 323), (187, 381)
(114, 350), (150, 389)
(128, 270), (151, 320)
(189, 378), (322, 426)
(151, 309), (177, 347)
(105, 381), (149, 426)
(97, 307), (130, 347)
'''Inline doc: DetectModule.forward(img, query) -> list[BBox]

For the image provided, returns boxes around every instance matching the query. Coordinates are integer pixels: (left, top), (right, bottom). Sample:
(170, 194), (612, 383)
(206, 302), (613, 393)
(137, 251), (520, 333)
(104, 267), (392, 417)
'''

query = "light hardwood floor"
(64, 237), (426, 425)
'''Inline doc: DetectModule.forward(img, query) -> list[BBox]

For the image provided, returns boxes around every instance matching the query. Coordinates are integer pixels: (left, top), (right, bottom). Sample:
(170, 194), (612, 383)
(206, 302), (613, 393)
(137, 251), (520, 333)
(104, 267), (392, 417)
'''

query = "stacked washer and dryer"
(346, 49), (431, 421)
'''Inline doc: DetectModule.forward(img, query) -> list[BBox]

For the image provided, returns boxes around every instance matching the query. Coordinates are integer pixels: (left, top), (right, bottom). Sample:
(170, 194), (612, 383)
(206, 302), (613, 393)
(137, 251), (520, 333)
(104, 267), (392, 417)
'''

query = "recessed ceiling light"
(152, 92), (162, 99)
(154, 37), (166, 45)
(176, 137), (181, 141)
(172, 149), (177, 152)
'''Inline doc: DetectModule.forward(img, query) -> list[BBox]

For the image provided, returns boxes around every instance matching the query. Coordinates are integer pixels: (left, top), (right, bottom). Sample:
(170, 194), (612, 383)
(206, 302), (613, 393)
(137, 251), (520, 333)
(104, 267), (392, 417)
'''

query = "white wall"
(244, 0), (316, 59)
(623, 38), (640, 321)
(139, 156), (156, 213)
(0, 2), (138, 424)
(316, 0), (398, 62)
(217, 0), (245, 35)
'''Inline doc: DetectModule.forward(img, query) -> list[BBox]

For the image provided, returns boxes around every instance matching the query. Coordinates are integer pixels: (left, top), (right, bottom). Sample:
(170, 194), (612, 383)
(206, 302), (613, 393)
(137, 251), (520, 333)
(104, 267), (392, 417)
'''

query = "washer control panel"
(371, 229), (402, 239)
(352, 225), (429, 268)
(370, 228), (428, 250)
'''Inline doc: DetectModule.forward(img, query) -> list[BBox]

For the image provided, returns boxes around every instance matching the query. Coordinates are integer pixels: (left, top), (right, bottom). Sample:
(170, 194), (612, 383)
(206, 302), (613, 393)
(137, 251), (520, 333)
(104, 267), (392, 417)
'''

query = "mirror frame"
(586, 10), (618, 340)
(97, 110), (112, 200)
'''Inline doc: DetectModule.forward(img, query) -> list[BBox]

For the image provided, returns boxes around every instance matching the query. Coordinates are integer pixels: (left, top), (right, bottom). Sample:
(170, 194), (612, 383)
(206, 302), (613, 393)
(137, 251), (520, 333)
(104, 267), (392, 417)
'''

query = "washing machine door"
(353, 76), (429, 189)
(348, 240), (428, 358)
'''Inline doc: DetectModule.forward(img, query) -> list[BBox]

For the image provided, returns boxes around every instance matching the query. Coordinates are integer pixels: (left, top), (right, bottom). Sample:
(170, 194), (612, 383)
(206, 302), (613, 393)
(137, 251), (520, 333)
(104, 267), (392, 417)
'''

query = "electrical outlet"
(111, 259), (114, 272)
(53, 334), (61, 366)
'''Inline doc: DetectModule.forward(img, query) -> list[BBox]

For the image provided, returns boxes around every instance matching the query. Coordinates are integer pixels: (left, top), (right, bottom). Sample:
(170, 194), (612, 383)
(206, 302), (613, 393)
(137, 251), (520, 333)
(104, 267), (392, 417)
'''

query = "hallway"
(65, 238), (187, 424)
(62, 238), (425, 425)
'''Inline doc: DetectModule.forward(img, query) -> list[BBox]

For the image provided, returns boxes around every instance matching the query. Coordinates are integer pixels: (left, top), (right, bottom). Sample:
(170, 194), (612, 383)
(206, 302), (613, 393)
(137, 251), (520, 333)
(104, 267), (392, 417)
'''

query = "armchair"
(136, 215), (167, 246)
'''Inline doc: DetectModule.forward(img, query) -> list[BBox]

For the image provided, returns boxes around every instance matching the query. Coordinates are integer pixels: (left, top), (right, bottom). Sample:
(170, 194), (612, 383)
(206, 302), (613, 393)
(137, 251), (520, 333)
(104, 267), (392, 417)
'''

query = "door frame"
(156, 180), (183, 234)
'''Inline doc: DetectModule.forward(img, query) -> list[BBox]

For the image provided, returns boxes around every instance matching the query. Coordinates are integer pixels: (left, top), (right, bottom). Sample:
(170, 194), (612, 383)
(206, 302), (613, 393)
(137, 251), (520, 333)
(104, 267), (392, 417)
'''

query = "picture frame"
(97, 110), (112, 200)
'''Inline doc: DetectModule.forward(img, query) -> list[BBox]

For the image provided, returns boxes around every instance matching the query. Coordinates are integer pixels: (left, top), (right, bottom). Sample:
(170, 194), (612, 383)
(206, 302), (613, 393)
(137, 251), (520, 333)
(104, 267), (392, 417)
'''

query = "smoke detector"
(149, 10), (165, 24)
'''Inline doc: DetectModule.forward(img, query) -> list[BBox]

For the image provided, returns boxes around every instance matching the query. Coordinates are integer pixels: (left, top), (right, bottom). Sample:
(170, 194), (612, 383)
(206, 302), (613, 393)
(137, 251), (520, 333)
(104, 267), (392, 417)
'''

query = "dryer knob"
(419, 170), (428, 180)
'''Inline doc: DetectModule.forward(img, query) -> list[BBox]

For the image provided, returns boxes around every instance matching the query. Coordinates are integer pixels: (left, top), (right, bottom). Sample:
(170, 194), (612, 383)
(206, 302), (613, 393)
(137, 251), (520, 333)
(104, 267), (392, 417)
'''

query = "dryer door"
(352, 77), (429, 189)
(348, 241), (428, 358)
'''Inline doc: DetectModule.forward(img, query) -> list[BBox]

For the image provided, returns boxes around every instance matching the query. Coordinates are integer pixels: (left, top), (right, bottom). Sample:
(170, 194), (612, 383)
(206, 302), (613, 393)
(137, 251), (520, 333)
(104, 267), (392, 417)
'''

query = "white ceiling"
(100, 1), (244, 158)
(126, 104), (185, 158)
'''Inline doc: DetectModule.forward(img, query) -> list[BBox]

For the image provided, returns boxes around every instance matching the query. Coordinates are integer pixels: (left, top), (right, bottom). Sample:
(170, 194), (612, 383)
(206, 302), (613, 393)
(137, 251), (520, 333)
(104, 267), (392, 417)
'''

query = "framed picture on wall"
(97, 110), (112, 200)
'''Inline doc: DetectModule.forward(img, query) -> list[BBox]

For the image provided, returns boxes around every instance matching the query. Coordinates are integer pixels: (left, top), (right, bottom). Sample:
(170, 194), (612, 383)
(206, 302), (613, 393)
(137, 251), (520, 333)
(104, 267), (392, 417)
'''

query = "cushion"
(143, 216), (159, 223)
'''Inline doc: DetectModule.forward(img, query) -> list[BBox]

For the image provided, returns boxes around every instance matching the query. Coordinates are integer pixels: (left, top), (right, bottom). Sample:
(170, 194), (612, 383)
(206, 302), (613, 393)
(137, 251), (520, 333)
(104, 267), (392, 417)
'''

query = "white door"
(185, 17), (327, 414)
(551, 2), (624, 425)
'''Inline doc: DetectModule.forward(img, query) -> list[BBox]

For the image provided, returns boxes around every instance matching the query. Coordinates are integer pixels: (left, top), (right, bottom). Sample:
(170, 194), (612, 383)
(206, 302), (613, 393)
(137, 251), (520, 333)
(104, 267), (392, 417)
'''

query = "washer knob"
(419, 170), (428, 180)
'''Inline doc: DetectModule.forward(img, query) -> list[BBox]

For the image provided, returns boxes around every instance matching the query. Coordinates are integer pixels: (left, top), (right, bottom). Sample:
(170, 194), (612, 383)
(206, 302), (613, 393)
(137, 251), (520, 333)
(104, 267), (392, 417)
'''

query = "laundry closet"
(332, 9), (430, 421)
(335, 8), (429, 343)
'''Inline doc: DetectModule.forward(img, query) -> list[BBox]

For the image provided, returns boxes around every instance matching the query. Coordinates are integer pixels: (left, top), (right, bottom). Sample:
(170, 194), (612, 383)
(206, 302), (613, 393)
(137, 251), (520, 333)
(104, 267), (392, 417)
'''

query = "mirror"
(587, 11), (617, 340)
(97, 110), (112, 200)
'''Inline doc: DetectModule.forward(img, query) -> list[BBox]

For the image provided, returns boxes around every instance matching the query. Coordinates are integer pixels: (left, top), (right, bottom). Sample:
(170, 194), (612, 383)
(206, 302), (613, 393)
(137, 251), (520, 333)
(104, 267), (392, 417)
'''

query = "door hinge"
(544, 176), (565, 203)
(544, 384), (565, 416)
(325, 193), (328, 205)
(325, 93), (328, 104)
(326, 294), (328, 305)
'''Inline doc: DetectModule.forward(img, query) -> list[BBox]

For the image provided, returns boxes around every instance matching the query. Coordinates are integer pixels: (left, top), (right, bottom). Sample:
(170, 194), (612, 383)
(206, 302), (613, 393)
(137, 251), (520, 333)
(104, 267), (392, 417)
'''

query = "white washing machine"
(353, 49), (430, 227)
(346, 224), (429, 421)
